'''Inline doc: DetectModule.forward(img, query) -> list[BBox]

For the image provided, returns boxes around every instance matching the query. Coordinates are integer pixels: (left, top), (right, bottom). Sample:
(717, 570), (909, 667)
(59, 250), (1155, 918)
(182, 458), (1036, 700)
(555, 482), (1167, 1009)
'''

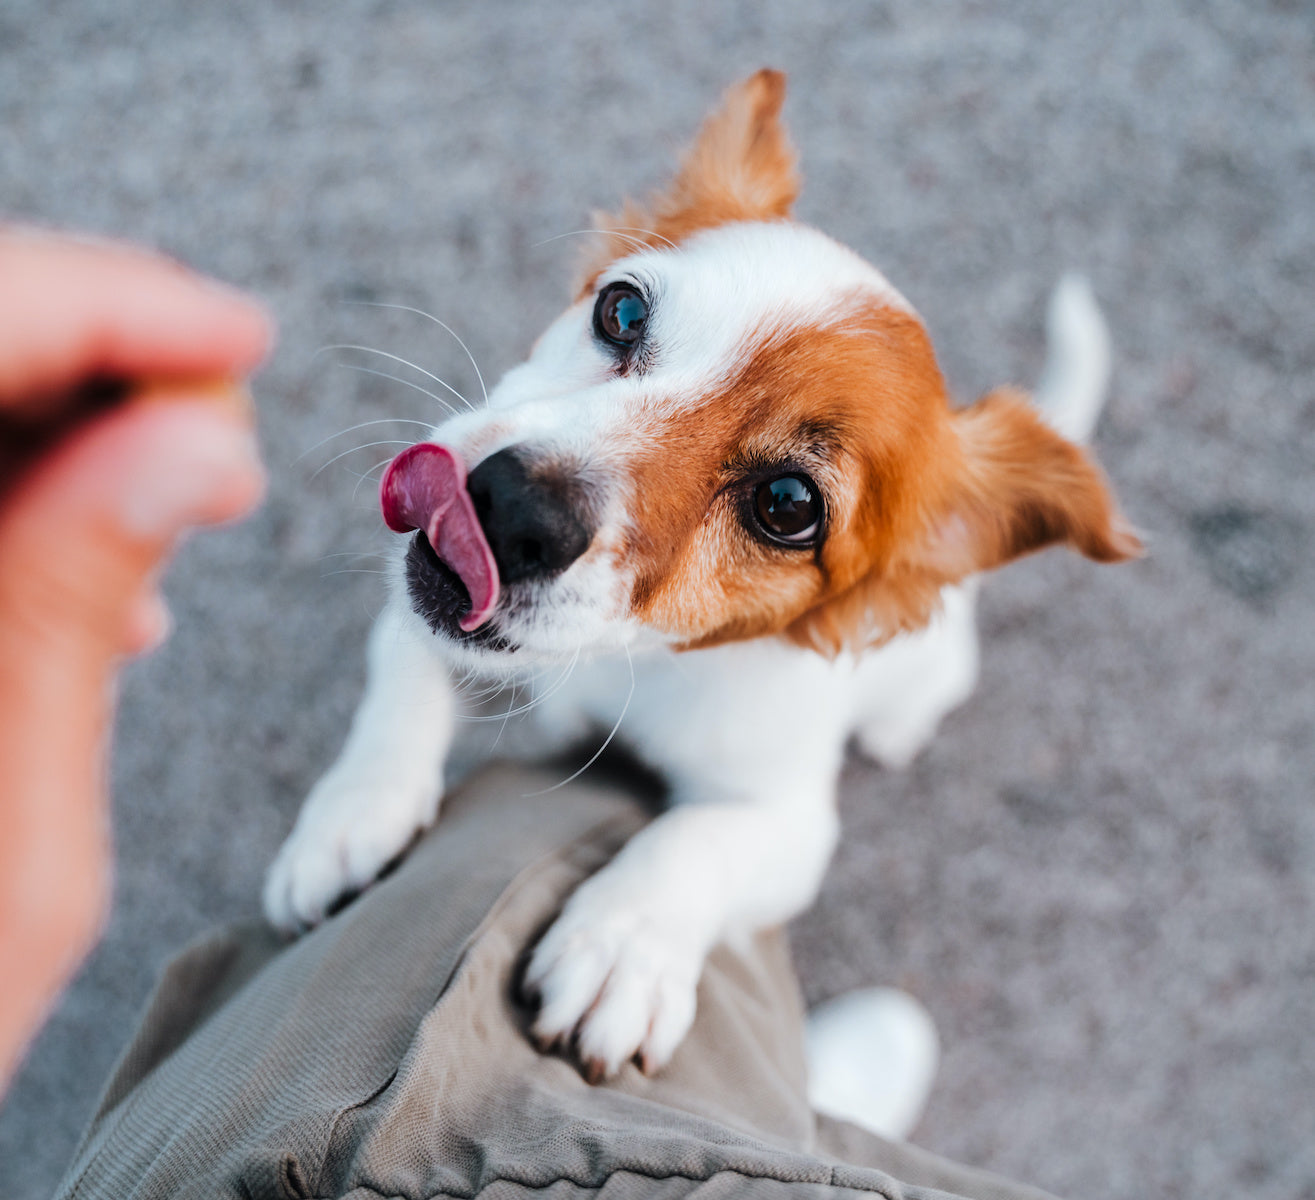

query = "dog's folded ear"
(788, 388), (1142, 656)
(920, 387), (1143, 579)
(580, 70), (799, 285)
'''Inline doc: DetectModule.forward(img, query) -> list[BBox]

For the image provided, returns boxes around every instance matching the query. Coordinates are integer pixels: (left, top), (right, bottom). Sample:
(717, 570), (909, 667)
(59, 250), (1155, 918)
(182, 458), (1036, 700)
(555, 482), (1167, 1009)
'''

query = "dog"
(264, 70), (1139, 1082)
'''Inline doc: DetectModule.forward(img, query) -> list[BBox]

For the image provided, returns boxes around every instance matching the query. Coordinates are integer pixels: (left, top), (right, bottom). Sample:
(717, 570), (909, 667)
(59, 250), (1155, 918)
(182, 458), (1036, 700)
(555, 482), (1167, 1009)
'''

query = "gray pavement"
(1, 3), (1312, 1196)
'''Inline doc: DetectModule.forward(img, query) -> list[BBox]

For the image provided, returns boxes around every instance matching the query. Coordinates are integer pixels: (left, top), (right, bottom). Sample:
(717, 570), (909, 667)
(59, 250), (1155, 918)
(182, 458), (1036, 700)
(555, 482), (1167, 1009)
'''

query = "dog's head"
(383, 70), (1140, 671)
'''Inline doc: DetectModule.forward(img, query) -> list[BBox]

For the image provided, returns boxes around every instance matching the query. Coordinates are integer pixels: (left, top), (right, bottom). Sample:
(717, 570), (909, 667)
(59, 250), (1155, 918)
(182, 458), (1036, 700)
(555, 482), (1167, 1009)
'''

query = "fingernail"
(116, 410), (264, 540)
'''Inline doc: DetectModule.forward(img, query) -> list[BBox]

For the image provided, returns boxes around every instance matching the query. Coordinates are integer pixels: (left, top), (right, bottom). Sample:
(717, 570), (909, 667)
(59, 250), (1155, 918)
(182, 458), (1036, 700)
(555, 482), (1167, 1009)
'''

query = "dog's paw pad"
(523, 902), (701, 1080)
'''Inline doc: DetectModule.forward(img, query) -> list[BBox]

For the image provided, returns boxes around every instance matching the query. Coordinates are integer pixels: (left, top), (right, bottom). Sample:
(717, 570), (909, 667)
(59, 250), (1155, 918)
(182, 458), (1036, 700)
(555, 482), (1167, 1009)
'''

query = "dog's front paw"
(263, 767), (440, 933)
(523, 893), (703, 1082)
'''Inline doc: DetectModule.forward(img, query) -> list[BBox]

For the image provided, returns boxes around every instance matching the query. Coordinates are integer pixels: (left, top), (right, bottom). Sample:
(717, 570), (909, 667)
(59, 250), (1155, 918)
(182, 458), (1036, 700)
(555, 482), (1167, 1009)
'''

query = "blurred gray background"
(2, 2), (1313, 1196)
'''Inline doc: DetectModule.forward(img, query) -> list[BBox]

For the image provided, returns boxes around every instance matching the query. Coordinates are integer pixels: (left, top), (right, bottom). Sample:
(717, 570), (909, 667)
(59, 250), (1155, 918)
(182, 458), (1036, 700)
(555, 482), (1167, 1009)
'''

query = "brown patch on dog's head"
(607, 301), (1139, 656)
(617, 300), (952, 648)
(578, 69), (799, 292)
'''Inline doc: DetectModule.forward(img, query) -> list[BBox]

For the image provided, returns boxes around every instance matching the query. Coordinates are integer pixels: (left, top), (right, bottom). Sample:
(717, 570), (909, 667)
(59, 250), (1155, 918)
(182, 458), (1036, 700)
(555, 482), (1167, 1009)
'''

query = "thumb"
(0, 393), (264, 658)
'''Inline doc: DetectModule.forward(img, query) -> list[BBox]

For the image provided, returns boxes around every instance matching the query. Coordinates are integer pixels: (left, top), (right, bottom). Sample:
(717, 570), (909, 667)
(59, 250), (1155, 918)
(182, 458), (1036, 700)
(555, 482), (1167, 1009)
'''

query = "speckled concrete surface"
(1, 3), (1312, 1196)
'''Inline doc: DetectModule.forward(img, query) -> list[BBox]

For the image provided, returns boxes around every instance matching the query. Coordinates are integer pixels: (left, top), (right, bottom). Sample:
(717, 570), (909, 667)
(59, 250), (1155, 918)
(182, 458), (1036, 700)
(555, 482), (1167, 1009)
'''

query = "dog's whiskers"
(533, 228), (646, 254)
(474, 679), (513, 709)
(319, 550), (389, 564)
(533, 226), (679, 254)
(607, 224), (680, 251)
(292, 417), (436, 468)
(449, 667), (487, 704)
(457, 672), (520, 704)
(459, 647), (582, 724)
(309, 439), (413, 482)
(343, 301), (489, 410)
(351, 456), (400, 501)
(456, 656), (551, 714)
(458, 662), (551, 712)
(315, 344), (475, 414)
(335, 363), (462, 420)
(521, 648), (582, 718)
(318, 547), (392, 580)
(526, 643), (634, 797)
(489, 684), (520, 752)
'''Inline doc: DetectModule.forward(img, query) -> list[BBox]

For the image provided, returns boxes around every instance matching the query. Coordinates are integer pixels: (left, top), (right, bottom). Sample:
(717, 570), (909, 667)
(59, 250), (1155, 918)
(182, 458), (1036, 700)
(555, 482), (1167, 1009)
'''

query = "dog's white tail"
(1033, 274), (1111, 446)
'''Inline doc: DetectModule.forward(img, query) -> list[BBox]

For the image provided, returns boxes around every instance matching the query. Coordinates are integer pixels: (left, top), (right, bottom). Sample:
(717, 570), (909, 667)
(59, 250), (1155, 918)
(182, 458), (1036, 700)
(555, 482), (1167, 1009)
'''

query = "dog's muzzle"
(382, 443), (595, 641)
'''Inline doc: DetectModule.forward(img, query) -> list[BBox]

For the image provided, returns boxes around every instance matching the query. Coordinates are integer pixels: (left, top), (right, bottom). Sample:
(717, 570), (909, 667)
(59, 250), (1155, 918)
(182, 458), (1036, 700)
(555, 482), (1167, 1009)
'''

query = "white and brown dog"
(265, 71), (1139, 1083)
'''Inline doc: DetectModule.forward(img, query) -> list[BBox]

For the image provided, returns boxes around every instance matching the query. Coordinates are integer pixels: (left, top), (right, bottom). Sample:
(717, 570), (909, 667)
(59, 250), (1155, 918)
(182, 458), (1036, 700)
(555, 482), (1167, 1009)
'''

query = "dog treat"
(132, 376), (254, 415)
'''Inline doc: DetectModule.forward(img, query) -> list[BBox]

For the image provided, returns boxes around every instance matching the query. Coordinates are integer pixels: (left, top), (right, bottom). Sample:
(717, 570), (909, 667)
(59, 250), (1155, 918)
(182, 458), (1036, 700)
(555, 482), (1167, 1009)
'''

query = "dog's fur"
(264, 71), (1139, 1080)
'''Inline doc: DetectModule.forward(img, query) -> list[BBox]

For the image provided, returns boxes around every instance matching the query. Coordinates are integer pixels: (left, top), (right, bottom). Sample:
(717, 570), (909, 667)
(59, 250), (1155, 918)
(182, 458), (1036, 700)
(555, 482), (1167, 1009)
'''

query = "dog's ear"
(580, 69), (798, 285)
(919, 388), (1143, 578)
(656, 67), (799, 228)
(788, 388), (1142, 655)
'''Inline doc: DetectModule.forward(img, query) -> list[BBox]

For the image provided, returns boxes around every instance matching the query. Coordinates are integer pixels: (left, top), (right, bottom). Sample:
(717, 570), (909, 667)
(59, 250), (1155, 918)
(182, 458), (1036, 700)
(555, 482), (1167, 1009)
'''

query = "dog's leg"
(263, 601), (455, 931)
(851, 580), (980, 769)
(524, 778), (839, 1080)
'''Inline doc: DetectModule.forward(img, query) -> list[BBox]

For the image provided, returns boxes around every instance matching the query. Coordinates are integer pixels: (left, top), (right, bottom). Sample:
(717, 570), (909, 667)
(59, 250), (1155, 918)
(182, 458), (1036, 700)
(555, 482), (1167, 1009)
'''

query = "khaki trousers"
(57, 766), (1056, 1200)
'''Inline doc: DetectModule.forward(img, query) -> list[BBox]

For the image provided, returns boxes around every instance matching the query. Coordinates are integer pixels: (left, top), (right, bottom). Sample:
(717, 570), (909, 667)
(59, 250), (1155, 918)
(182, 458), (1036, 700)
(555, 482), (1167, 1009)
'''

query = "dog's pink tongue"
(380, 443), (500, 631)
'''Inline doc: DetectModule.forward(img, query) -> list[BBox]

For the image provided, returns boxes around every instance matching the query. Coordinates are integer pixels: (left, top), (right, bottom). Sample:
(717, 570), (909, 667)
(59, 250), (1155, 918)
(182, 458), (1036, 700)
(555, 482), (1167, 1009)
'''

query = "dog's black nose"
(466, 448), (594, 584)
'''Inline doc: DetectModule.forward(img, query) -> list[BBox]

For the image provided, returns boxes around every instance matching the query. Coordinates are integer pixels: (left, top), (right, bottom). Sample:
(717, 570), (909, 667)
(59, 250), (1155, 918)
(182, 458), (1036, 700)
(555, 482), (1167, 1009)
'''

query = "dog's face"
(383, 71), (1139, 672)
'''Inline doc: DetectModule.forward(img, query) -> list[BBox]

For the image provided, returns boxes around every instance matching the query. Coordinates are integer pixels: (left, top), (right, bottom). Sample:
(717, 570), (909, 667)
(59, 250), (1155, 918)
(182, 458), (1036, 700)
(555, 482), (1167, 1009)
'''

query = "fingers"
(0, 228), (272, 408)
(0, 392), (265, 1085)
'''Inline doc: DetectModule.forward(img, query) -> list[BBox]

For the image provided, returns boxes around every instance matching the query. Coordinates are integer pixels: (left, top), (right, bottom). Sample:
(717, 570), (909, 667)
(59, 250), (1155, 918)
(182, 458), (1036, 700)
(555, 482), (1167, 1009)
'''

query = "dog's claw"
(530, 1028), (563, 1054)
(582, 1057), (607, 1086)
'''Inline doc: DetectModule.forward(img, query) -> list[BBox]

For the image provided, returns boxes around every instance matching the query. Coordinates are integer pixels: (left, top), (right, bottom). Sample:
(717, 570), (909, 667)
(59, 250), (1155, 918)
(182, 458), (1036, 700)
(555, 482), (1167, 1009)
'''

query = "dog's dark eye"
(595, 283), (648, 348)
(754, 475), (822, 545)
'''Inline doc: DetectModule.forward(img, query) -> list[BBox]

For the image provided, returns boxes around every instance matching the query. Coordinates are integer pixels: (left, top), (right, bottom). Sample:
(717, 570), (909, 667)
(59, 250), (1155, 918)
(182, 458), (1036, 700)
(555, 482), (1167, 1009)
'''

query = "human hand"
(0, 228), (272, 1087)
